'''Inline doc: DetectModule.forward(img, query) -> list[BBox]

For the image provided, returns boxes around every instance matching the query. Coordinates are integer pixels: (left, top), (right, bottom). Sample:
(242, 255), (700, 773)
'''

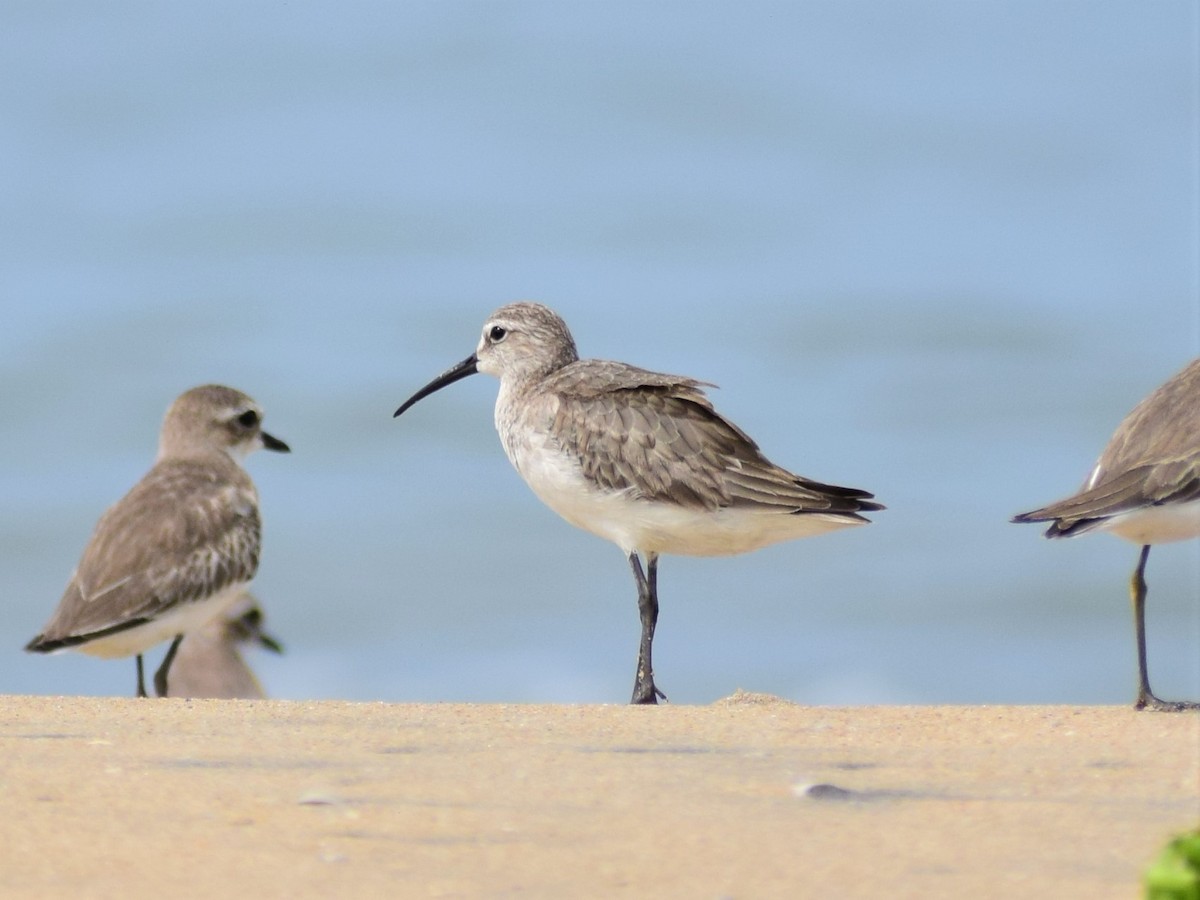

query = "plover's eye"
(237, 410), (259, 428)
(489, 325), (508, 343)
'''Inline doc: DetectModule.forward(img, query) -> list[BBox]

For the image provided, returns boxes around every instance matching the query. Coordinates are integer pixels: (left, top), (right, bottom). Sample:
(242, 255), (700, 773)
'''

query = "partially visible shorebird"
(1013, 358), (1200, 712)
(395, 301), (883, 704)
(25, 384), (290, 698)
(165, 591), (283, 699)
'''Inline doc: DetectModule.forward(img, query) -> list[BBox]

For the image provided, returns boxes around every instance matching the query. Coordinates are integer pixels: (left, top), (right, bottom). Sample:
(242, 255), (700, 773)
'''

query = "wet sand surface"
(1, 694), (1196, 897)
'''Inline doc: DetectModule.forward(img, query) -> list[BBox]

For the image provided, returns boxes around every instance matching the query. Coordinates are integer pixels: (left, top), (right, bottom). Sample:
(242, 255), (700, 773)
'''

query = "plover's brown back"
(25, 384), (290, 698)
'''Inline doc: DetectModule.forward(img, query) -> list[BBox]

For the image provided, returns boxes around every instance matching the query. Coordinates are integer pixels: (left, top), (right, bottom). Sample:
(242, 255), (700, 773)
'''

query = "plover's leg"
(154, 634), (185, 698)
(629, 552), (667, 705)
(1131, 546), (1199, 712)
(136, 655), (149, 698)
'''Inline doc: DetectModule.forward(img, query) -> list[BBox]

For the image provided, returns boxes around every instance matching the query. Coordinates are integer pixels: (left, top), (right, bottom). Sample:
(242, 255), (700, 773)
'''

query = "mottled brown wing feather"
(1092, 359), (1200, 478)
(544, 361), (879, 515)
(1141, 458), (1200, 506)
(32, 458), (261, 643)
(1016, 460), (1200, 537)
(1014, 359), (1200, 536)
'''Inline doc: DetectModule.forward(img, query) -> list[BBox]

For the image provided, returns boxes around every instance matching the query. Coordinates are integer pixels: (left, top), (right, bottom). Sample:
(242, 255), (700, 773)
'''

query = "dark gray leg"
(629, 552), (667, 705)
(153, 635), (185, 698)
(1131, 545), (1198, 712)
(136, 655), (148, 698)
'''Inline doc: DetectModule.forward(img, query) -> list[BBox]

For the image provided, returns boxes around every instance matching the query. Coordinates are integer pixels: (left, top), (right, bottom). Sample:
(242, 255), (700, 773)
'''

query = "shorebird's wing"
(544, 361), (880, 515)
(30, 459), (262, 645)
(1013, 458), (1200, 536)
(1013, 358), (1200, 536)
(1093, 359), (1200, 473)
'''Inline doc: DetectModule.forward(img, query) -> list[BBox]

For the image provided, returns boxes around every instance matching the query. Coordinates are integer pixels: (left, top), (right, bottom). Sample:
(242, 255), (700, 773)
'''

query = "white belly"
(74, 584), (249, 659)
(511, 439), (862, 557)
(1103, 500), (1200, 546)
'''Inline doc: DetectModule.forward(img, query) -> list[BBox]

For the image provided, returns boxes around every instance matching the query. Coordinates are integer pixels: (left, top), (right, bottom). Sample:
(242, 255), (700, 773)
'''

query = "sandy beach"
(0, 694), (1196, 897)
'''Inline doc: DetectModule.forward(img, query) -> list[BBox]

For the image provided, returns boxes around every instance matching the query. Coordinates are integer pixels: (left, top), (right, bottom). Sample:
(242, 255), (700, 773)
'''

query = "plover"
(165, 590), (283, 699)
(1013, 358), (1200, 711)
(395, 302), (882, 703)
(25, 384), (289, 698)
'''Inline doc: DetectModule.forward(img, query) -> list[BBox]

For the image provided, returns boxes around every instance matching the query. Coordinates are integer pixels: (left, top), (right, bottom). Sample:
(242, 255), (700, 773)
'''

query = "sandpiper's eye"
(237, 410), (259, 428)
(489, 325), (508, 343)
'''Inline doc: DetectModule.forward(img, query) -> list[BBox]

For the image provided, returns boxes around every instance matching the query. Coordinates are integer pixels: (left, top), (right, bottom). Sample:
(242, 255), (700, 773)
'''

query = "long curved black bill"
(394, 354), (479, 417)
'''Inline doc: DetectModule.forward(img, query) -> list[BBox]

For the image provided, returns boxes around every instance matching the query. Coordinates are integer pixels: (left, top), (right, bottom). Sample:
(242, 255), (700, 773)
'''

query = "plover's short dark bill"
(1013, 358), (1200, 711)
(25, 384), (289, 698)
(396, 302), (882, 704)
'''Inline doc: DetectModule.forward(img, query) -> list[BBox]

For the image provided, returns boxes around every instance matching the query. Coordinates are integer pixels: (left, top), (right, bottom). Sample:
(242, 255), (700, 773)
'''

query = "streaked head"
(395, 302), (579, 417)
(159, 384), (291, 462)
(473, 302), (578, 380)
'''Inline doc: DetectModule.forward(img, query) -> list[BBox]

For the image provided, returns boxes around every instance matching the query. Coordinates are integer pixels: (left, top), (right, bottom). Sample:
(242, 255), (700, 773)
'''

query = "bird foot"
(631, 681), (668, 705)
(1134, 694), (1200, 712)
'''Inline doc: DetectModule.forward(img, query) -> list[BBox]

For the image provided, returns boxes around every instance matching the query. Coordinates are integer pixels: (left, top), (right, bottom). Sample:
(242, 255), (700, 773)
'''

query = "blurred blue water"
(2, 2), (1197, 704)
